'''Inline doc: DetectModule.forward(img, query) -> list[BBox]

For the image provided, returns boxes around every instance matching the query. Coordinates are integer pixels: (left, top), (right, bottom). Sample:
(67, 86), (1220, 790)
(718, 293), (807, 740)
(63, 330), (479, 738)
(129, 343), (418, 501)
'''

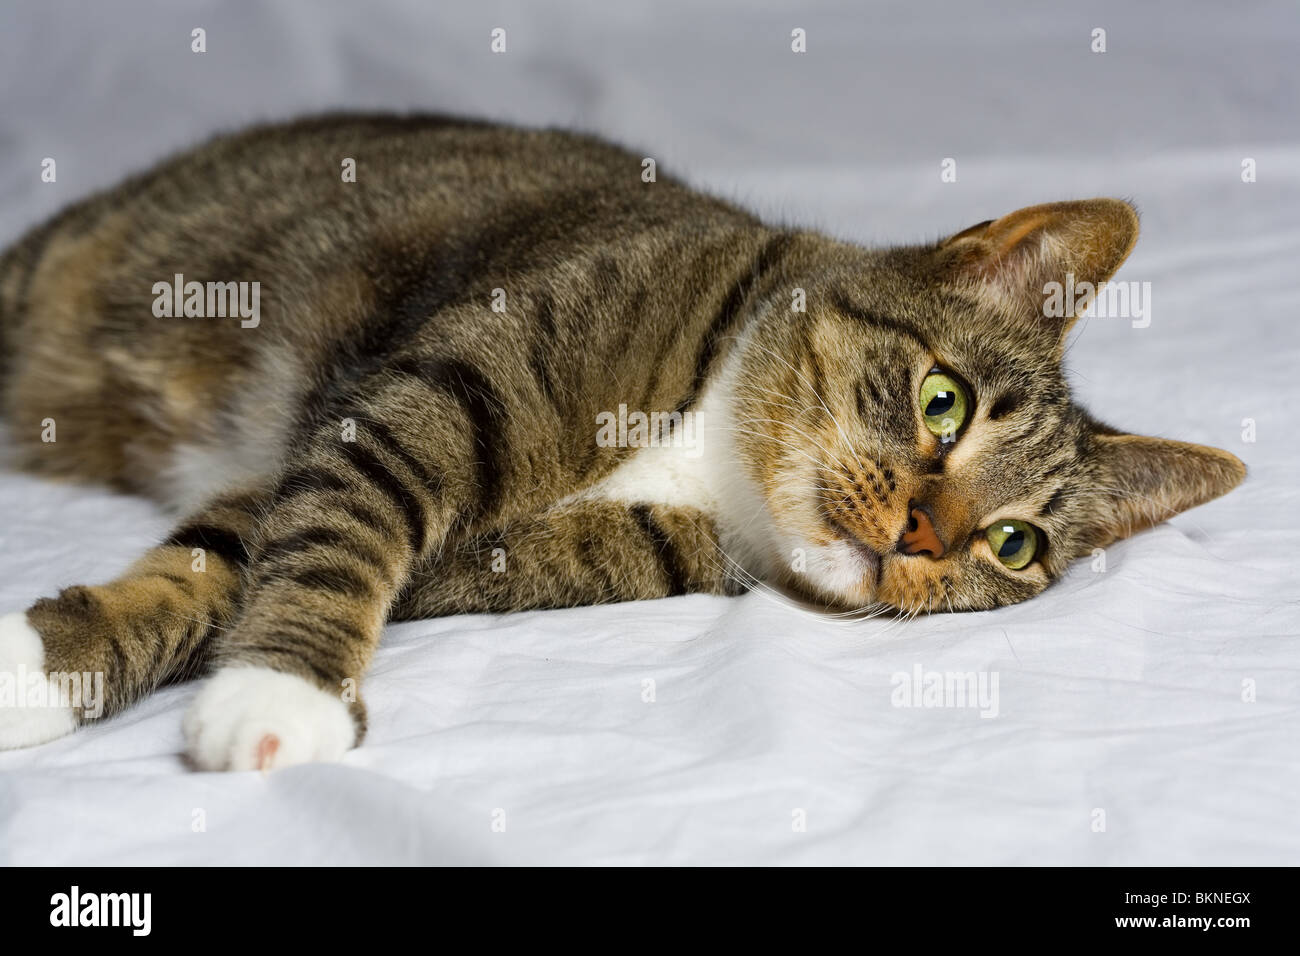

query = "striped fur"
(0, 115), (1244, 764)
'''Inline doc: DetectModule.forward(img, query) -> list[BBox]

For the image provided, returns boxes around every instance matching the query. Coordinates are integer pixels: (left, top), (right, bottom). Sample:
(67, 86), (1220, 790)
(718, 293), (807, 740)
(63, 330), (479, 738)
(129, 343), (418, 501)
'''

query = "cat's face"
(736, 200), (1245, 614)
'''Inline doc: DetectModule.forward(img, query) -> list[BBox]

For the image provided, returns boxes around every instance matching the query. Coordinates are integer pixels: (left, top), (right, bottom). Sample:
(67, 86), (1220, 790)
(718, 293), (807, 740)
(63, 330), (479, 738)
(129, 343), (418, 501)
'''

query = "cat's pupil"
(998, 530), (1025, 557)
(925, 391), (955, 417)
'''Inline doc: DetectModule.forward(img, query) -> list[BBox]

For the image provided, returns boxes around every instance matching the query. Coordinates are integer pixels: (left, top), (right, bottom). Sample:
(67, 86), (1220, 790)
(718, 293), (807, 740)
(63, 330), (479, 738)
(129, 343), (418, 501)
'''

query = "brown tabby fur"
(0, 114), (1244, 740)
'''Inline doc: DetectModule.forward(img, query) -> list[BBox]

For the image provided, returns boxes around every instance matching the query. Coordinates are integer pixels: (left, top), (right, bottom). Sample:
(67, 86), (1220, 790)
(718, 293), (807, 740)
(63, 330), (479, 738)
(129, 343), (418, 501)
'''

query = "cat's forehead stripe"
(986, 391), (1025, 420)
(830, 292), (930, 351)
(1038, 486), (1068, 518)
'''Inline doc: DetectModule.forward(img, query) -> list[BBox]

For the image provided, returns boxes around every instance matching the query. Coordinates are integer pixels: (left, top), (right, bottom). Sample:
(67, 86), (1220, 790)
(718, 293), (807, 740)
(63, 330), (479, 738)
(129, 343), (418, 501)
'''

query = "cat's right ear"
(936, 199), (1139, 333)
(1077, 428), (1247, 549)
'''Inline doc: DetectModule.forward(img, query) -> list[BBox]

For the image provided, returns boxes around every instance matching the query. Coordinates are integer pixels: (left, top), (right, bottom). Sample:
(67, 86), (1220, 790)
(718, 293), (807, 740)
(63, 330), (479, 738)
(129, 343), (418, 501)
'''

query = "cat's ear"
(939, 199), (1139, 329)
(1079, 429), (1245, 549)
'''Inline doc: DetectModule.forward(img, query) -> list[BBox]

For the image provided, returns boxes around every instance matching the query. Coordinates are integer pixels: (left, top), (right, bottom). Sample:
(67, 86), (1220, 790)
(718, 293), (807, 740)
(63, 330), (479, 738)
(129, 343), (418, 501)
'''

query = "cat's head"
(737, 199), (1245, 613)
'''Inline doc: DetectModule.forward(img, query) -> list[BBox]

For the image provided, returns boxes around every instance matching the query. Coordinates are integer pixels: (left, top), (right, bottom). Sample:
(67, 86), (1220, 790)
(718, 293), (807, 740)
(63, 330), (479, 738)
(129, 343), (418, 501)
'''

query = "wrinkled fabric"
(0, 0), (1295, 865)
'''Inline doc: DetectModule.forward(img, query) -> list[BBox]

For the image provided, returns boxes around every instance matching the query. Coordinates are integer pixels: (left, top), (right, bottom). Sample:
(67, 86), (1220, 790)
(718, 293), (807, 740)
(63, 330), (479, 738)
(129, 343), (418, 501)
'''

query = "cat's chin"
(796, 534), (882, 609)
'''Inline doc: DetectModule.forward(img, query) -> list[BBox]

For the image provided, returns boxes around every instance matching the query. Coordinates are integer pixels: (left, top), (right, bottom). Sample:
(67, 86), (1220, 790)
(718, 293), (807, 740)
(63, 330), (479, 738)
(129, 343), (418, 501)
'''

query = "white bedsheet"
(1, 0), (1296, 865)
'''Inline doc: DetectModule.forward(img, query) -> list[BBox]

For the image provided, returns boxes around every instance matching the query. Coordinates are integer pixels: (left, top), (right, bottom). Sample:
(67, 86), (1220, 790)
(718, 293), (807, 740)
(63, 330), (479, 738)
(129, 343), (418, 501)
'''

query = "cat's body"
(0, 115), (767, 611)
(0, 114), (1244, 770)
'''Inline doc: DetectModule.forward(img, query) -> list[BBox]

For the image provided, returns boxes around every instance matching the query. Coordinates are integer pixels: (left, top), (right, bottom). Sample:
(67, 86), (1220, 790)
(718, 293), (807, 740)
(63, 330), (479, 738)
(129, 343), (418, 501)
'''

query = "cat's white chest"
(584, 350), (777, 572)
(594, 427), (719, 511)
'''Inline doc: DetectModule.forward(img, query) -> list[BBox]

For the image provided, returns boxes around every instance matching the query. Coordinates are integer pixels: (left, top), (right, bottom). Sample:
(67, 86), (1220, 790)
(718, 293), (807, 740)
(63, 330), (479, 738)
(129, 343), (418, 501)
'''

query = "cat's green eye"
(986, 519), (1040, 570)
(919, 371), (969, 438)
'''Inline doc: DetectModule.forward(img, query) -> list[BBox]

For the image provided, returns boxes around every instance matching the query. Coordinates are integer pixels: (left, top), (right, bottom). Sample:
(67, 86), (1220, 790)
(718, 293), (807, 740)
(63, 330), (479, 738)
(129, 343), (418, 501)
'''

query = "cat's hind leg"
(0, 487), (260, 749)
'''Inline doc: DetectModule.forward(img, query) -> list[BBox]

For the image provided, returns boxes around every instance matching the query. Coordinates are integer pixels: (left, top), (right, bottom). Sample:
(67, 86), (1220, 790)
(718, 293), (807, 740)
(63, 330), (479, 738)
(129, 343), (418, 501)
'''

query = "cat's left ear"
(938, 198), (1139, 330)
(1079, 428), (1246, 549)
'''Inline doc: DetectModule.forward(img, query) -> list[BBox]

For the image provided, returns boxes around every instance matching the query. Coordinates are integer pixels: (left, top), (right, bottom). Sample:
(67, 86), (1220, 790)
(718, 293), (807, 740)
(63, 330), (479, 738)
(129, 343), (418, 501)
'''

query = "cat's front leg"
(184, 370), (509, 771)
(0, 488), (258, 750)
(392, 499), (738, 618)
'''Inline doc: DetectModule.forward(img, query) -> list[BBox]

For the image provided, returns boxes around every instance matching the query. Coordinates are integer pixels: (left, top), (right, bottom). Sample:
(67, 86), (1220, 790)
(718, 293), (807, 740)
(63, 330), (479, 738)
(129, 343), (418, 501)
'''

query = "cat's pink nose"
(899, 507), (945, 559)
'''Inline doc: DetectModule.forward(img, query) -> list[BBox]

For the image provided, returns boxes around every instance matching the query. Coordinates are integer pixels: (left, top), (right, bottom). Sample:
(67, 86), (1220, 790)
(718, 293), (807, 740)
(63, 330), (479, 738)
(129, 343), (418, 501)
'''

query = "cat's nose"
(898, 505), (945, 559)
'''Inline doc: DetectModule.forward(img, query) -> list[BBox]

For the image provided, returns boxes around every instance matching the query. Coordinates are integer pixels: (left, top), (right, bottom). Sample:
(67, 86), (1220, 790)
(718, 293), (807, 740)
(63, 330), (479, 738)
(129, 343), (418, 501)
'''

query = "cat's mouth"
(825, 518), (883, 594)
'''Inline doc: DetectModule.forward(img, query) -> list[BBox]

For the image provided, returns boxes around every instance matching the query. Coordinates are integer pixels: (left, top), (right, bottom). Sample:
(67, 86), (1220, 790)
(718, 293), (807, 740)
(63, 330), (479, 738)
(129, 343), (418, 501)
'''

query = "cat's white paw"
(183, 665), (355, 771)
(0, 612), (79, 749)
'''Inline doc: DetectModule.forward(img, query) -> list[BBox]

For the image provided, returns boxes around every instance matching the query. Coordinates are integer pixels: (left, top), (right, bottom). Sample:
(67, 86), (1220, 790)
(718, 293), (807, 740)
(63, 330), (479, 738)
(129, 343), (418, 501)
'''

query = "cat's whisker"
(739, 338), (860, 459)
(722, 423), (844, 479)
(679, 509), (903, 626)
(731, 383), (829, 422)
(722, 414), (853, 481)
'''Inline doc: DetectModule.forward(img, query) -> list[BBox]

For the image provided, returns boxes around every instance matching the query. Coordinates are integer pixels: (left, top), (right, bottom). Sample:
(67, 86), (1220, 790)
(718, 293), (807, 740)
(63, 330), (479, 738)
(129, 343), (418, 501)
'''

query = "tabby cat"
(0, 114), (1244, 770)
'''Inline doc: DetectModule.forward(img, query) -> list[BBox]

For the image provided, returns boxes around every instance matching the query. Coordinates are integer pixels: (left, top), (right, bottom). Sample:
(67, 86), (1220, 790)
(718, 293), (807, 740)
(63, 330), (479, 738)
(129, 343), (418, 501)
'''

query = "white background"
(0, 0), (1296, 864)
